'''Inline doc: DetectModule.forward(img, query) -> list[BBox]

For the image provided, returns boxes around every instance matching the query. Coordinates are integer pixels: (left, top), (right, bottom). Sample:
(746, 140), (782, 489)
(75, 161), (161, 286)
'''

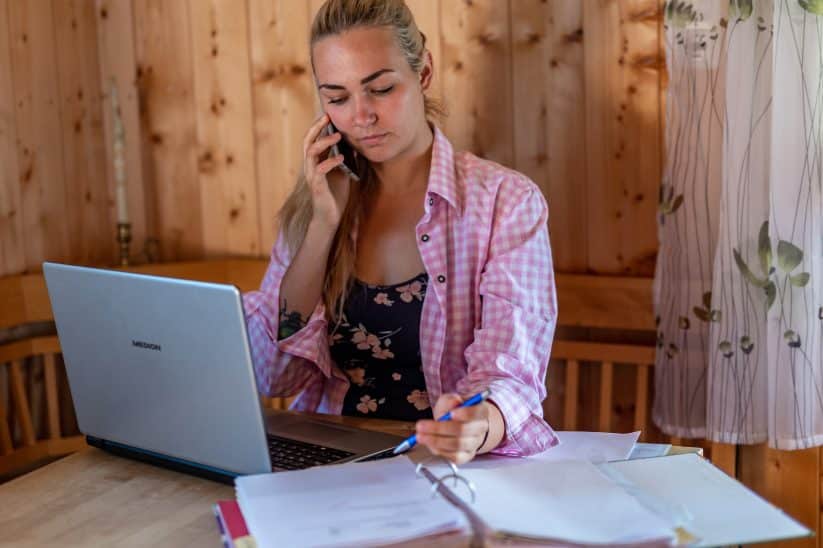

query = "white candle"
(116, 184), (128, 225)
(111, 80), (128, 224)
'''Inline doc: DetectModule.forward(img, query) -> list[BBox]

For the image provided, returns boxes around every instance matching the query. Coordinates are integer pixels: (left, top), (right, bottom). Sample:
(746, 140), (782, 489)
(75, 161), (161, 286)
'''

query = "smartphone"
(323, 122), (360, 182)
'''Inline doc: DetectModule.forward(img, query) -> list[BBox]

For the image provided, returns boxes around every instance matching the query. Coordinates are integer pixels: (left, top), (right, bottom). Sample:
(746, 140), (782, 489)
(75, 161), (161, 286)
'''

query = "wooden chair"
(0, 272), (86, 480)
(549, 274), (736, 475)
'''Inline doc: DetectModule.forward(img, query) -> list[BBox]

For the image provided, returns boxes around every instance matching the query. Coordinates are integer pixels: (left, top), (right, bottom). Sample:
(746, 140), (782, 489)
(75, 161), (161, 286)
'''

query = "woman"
(244, 0), (558, 464)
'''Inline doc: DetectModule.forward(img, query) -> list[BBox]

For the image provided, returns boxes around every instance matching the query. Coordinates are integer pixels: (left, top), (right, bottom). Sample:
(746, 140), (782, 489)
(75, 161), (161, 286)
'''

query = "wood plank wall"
(1, 1), (819, 546)
(0, 0), (662, 276)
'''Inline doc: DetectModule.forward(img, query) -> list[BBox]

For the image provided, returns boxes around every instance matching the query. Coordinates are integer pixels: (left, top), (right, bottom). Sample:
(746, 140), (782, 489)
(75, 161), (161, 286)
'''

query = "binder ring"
(415, 457), (477, 504)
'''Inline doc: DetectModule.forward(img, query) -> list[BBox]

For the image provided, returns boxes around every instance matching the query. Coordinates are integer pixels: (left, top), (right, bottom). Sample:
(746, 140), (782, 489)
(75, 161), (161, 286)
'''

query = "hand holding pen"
(393, 389), (492, 464)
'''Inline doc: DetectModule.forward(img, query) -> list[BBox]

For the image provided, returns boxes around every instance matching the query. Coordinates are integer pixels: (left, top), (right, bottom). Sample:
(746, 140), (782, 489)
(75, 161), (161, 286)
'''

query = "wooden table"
(0, 414), (699, 547)
(0, 414), (473, 547)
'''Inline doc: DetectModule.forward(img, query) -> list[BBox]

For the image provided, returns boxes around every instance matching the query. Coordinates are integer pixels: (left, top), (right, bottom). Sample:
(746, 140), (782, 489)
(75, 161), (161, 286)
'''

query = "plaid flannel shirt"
(243, 127), (558, 456)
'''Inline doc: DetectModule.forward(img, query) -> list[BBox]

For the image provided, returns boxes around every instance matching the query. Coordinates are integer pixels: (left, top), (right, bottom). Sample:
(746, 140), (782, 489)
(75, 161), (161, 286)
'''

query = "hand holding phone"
(322, 122), (360, 182)
(302, 115), (355, 231)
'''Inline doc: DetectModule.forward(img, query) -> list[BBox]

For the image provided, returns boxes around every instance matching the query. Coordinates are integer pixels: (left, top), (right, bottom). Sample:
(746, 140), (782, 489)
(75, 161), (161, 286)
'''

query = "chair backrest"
(0, 272), (85, 479)
(550, 274), (659, 438)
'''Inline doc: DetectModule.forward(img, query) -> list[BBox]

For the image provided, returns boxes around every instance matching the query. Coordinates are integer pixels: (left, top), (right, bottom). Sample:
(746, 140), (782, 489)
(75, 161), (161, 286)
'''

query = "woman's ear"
(419, 50), (434, 92)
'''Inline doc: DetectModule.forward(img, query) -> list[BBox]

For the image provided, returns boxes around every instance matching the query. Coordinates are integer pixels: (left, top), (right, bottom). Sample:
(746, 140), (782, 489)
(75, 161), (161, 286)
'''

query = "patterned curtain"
(654, 0), (823, 449)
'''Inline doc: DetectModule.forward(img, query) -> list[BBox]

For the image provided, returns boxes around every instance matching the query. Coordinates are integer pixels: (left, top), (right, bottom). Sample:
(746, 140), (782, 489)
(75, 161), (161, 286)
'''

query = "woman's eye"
(372, 86), (394, 95)
(328, 97), (347, 105)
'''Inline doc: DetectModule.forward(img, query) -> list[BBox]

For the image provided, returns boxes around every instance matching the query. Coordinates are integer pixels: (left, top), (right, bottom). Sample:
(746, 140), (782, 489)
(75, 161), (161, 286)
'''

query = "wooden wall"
(0, 0), (662, 276)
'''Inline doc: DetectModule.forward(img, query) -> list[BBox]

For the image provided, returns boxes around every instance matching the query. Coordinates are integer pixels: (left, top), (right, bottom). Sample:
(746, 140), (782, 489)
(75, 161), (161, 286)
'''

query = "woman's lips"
(359, 133), (388, 146)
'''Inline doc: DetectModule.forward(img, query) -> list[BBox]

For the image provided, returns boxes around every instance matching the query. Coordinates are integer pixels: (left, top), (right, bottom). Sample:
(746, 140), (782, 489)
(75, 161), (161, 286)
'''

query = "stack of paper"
(235, 458), (466, 547)
(237, 455), (680, 547)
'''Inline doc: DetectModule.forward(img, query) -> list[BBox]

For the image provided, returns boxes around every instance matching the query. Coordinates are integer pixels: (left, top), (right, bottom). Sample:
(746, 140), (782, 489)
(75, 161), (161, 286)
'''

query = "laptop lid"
(43, 262), (272, 476)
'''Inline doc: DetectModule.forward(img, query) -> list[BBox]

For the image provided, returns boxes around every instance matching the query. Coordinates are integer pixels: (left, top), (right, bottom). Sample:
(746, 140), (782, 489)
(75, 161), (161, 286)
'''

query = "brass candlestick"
(117, 222), (132, 266)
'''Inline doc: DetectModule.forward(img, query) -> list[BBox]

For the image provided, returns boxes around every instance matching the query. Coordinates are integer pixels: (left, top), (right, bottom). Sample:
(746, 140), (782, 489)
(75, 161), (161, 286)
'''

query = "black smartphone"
(323, 122), (360, 181)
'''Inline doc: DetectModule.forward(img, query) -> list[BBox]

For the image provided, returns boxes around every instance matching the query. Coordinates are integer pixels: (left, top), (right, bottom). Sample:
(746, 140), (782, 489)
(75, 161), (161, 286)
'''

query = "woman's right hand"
(303, 114), (353, 231)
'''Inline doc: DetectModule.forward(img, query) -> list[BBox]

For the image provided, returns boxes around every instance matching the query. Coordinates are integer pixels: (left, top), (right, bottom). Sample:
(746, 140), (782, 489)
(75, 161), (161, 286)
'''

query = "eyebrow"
(318, 69), (395, 91)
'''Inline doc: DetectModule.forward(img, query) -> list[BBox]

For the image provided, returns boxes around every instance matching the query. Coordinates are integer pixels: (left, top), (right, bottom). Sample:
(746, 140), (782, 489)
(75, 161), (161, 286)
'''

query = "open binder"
(234, 456), (678, 547)
(230, 448), (811, 547)
(416, 457), (679, 547)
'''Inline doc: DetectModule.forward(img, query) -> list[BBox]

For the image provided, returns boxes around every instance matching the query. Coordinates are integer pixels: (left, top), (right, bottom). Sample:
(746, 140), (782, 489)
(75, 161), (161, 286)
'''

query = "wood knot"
(21, 163), (34, 184)
(525, 32), (542, 46)
(564, 28), (583, 43)
(476, 32), (496, 46)
(198, 151), (216, 173)
(259, 68), (276, 83)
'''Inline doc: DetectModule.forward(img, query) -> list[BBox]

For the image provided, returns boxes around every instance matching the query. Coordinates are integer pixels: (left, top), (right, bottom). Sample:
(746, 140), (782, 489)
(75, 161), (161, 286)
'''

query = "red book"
(213, 500), (256, 548)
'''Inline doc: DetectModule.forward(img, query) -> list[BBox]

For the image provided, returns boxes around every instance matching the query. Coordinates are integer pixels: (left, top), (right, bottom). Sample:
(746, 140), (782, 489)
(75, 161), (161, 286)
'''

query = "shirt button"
(437, 275), (446, 283)
(421, 234), (430, 242)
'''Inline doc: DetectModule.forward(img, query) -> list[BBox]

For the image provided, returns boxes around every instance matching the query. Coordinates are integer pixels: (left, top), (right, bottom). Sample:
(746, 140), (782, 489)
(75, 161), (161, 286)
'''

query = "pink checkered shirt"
(243, 127), (558, 456)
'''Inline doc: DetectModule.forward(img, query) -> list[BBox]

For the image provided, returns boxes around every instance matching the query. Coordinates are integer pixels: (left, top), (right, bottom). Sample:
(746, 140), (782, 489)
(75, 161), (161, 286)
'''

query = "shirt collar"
(425, 125), (463, 212)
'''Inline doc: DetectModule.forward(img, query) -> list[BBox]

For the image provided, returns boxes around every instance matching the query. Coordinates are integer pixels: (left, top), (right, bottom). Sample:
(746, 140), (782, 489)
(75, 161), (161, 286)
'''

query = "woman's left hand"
(415, 393), (489, 464)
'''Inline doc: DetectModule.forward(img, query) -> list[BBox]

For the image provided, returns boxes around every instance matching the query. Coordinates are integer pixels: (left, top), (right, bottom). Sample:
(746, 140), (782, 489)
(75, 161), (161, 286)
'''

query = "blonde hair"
(277, 0), (442, 324)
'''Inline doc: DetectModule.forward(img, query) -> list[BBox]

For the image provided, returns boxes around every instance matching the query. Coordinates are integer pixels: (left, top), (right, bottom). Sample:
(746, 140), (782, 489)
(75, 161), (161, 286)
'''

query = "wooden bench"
(1, 261), (733, 480)
(550, 274), (735, 475)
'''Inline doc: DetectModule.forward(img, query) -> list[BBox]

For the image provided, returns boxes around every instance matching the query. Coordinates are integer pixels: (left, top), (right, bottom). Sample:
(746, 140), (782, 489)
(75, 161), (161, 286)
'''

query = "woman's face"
(312, 26), (431, 164)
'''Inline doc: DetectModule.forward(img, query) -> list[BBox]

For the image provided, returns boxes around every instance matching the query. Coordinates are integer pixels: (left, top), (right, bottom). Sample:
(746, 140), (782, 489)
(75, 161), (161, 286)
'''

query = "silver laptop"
(42, 262), (402, 481)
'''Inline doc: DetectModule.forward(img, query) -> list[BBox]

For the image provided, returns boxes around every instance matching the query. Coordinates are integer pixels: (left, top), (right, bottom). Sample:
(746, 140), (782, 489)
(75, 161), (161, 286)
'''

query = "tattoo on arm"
(278, 299), (308, 340)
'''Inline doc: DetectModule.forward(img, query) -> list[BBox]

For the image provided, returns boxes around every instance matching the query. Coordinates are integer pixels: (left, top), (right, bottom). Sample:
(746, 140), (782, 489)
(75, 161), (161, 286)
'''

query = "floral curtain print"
(655, 0), (823, 449)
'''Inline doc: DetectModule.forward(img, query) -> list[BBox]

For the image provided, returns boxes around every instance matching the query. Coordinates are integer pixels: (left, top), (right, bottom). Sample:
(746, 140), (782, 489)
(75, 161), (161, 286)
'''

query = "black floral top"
(329, 272), (434, 421)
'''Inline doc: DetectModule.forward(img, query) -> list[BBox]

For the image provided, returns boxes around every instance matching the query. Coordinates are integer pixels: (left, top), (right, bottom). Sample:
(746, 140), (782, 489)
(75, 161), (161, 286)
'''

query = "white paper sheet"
(455, 458), (676, 545)
(604, 454), (811, 547)
(236, 457), (466, 548)
(629, 442), (672, 460)
(444, 430), (641, 470)
(547, 430), (641, 462)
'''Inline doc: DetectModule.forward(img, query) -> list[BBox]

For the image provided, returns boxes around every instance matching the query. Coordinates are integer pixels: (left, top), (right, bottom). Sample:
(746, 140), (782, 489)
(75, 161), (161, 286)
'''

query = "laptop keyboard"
(267, 434), (355, 470)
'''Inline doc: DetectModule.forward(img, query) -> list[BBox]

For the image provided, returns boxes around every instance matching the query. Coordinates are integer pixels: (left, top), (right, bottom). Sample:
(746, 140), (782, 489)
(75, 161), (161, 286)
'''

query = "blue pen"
(392, 388), (492, 455)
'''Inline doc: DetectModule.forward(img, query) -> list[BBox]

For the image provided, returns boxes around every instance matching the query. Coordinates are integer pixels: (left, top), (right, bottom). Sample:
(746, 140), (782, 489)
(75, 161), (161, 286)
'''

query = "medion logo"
(132, 340), (162, 352)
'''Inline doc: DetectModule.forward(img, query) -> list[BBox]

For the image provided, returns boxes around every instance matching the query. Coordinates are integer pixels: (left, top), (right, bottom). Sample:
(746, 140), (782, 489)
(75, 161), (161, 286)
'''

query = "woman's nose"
(352, 96), (377, 127)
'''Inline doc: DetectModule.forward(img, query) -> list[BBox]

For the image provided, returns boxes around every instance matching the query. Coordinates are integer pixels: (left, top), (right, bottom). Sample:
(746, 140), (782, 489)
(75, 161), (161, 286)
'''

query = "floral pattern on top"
(329, 272), (433, 421)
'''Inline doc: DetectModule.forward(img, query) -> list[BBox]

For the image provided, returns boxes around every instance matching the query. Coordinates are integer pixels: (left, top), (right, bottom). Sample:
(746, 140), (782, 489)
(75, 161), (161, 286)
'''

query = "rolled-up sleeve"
(457, 180), (559, 456)
(243, 234), (334, 398)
